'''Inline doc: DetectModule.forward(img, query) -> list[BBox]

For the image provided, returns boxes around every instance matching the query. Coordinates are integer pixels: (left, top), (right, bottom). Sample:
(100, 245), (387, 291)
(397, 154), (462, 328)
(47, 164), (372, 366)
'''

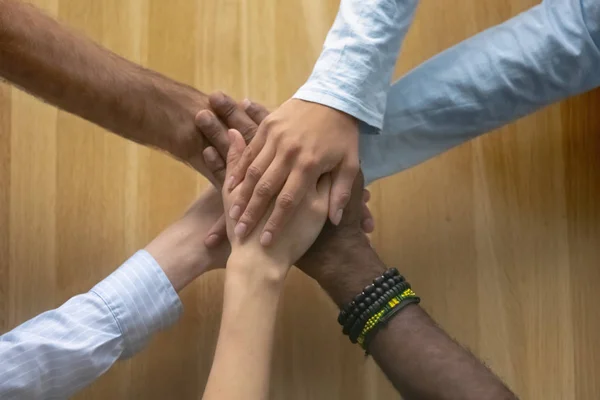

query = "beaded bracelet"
(337, 268), (421, 353)
(348, 281), (410, 343)
(357, 288), (419, 347)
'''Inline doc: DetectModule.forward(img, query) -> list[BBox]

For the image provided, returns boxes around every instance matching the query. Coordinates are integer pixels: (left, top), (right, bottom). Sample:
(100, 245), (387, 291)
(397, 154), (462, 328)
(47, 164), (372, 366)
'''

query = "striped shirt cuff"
(90, 250), (183, 358)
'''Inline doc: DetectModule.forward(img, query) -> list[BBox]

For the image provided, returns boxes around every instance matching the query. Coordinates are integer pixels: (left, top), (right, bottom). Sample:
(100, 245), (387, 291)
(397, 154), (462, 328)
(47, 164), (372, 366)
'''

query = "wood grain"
(1, 0), (599, 399)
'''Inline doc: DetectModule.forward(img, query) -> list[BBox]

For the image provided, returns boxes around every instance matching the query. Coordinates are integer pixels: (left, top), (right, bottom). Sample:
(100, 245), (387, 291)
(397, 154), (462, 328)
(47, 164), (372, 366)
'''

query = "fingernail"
(227, 176), (236, 190)
(260, 231), (273, 246)
(229, 205), (241, 220)
(234, 223), (247, 238)
(205, 149), (218, 163)
(205, 234), (220, 248)
(333, 209), (343, 225)
(242, 98), (251, 110)
(363, 218), (374, 233)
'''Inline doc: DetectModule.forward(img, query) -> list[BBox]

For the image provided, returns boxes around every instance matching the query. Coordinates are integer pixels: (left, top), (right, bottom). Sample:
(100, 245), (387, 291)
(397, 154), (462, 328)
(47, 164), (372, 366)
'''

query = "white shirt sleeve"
(0, 250), (183, 399)
(293, 0), (419, 129)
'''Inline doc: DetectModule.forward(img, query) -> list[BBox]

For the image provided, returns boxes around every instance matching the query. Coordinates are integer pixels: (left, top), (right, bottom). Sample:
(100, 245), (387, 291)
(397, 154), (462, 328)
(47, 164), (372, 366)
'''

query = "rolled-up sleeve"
(294, 0), (418, 129)
(0, 250), (183, 399)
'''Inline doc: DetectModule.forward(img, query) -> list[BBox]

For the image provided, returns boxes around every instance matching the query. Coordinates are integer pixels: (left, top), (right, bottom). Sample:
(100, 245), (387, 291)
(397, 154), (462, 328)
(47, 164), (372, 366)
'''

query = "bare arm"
(0, 0), (221, 176)
(201, 129), (330, 400)
(298, 178), (517, 400)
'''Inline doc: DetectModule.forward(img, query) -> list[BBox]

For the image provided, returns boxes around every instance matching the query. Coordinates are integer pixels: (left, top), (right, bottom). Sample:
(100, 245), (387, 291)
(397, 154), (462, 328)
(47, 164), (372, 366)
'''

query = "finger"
(361, 202), (375, 233)
(228, 127), (268, 191)
(258, 166), (319, 246)
(202, 146), (226, 186)
(363, 189), (371, 203)
(228, 143), (275, 220)
(241, 98), (270, 124)
(204, 215), (227, 248)
(315, 173), (333, 209)
(209, 92), (260, 143)
(195, 110), (229, 159)
(328, 158), (360, 225)
(234, 156), (290, 240)
(225, 129), (247, 188)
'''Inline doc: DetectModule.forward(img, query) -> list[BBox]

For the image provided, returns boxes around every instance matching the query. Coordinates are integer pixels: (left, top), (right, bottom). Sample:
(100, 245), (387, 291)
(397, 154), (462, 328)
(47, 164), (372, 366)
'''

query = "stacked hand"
(204, 97), (360, 247)
(195, 92), (375, 249)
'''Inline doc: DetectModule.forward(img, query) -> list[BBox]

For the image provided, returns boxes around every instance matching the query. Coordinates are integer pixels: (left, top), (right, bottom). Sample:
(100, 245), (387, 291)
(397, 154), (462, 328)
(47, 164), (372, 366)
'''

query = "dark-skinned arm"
(297, 177), (518, 400)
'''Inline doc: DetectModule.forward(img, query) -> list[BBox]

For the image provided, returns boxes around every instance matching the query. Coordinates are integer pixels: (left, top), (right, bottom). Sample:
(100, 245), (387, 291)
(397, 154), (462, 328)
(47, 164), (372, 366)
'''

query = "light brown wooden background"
(1, 0), (599, 399)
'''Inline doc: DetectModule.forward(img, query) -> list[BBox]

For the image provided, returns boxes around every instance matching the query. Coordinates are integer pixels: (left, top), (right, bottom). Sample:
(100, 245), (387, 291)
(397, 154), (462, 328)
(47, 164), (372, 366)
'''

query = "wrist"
(145, 224), (208, 292)
(226, 251), (288, 288)
(300, 234), (386, 308)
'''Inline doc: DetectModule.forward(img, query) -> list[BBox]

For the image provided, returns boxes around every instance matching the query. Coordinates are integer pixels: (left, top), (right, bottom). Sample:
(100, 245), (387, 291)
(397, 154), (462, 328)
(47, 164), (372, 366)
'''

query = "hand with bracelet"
(201, 128), (331, 400)
(198, 101), (519, 400)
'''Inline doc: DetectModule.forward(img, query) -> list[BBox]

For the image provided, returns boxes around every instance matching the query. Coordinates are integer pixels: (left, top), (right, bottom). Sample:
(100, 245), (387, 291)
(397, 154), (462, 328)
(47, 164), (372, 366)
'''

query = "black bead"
(383, 269), (395, 279)
(381, 282), (390, 291)
(365, 297), (372, 306)
(369, 293), (377, 301)
(337, 311), (347, 325)
(375, 287), (384, 296)
(358, 302), (366, 311)
(364, 284), (375, 294)
(373, 276), (385, 286)
(356, 293), (366, 303)
(353, 308), (360, 316)
(394, 275), (403, 283)
(386, 279), (395, 287)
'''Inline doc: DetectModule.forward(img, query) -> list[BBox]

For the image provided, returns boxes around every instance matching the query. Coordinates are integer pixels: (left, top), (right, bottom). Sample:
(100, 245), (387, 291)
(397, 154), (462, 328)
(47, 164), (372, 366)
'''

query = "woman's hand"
(217, 128), (331, 271)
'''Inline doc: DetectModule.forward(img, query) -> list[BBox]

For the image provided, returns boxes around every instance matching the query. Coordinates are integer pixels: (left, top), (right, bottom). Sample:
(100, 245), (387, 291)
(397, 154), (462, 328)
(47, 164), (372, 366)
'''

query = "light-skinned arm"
(207, 0), (419, 246)
(0, 186), (229, 399)
(200, 128), (330, 400)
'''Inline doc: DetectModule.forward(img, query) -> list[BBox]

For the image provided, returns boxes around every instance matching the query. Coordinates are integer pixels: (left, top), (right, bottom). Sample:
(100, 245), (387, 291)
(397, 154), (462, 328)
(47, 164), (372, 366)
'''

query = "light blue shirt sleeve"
(0, 250), (183, 400)
(293, 0), (419, 129)
(360, 0), (600, 184)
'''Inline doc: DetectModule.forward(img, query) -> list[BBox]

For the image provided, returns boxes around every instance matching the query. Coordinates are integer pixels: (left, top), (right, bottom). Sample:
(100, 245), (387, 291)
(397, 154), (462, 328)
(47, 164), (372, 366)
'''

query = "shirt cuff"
(90, 250), (183, 358)
(293, 87), (384, 130)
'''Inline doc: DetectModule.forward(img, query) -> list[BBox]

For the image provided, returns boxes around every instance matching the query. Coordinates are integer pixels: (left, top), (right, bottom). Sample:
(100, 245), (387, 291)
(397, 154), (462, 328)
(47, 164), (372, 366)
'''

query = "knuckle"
(277, 192), (296, 210)
(346, 160), (360, 174)
(245, 165), (263, 182)
(255, 181), (274, 198)
(299, 157), (318, 172)
(284, 142), (302, 158)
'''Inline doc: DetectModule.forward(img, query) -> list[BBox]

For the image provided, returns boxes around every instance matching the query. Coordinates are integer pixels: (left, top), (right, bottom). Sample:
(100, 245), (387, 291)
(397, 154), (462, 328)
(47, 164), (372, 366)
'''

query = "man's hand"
(196, 92), (373, 248)
(222, 99), (360, 246)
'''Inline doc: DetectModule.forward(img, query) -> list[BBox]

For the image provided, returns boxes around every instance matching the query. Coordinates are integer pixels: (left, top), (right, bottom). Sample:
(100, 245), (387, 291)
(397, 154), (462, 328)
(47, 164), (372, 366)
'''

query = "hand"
(218, 128), (331, 271)
(297, 170), (368, 282)
(223, 98), (359, 246)
(196, 92), (374, 248)
(144, 185), (230, 291)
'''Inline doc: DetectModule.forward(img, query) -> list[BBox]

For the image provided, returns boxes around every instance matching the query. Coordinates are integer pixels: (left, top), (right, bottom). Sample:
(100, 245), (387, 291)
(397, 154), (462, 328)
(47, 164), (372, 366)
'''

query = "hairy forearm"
(304, 236), (516, 399)
(0, 0), (208, 164)
(203, 261), (284, 400)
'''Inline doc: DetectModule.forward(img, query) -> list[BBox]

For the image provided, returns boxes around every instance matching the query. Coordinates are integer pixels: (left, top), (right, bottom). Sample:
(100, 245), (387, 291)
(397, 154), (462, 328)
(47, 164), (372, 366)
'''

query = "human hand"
(222, 98), (359, 246)
(144, 185), (229, 292)
(218, 128), (331, 272)
(196, 93), (373, 248)
(296, 170), (368, 282)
